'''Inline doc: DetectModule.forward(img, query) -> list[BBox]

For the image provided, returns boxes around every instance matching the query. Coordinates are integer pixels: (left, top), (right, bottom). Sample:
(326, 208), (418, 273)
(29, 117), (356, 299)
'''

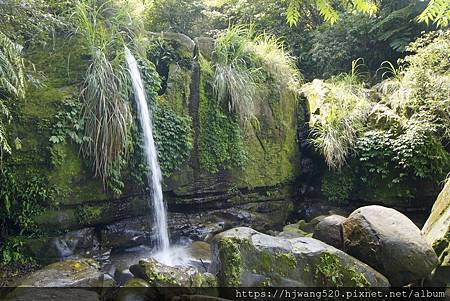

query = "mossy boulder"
(210, 227), (389, 287)
(343, 205), (438, 286)
(15, 259), (102, 287)
(422, 181), (450, 287)
(130, 258), (216, 287)
(422, 181), (450, 267)
(278, 222), (313, 239)
(189, 241), (212, 262)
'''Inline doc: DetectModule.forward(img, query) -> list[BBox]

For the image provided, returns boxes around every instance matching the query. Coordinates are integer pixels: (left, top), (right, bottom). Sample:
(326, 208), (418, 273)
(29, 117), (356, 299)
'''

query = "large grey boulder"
(210, 227), (389, 287)
(313, 215), (346, 249)
(343, 205), (438, 286)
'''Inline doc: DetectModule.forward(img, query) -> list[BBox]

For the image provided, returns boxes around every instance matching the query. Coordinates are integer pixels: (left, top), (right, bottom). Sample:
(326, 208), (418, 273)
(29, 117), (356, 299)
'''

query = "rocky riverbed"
(2, 196), (449, 301)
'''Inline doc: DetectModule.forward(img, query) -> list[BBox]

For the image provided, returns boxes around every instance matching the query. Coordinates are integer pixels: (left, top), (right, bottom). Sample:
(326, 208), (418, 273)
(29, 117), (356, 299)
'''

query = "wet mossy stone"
(14, 259), (102, 287)
(343, 205), (438, 286)
(210, 227), (389, 287)
(129, 258), (216, 287)
(422, 181), (450, 267)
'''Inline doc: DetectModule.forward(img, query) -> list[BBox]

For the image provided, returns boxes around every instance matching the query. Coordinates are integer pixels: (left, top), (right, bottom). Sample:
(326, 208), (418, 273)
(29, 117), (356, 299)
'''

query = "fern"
(286, 0), (378, 26)
(316, 0), (339, 24)
(350, 0), (377, 16)
(418, 0), (450, 27)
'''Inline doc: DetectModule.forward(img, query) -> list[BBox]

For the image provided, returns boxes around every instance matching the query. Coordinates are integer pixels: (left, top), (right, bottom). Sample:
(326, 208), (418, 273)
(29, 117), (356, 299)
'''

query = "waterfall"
(125, 48), (170, 252)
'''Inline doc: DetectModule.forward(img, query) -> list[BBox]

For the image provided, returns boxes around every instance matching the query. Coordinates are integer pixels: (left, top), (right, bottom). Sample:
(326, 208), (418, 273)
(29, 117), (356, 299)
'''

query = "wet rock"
(313, 215), (346, 249)
(116, 278), (150, 301)
(422, 181), (450, 287)
(15, 259), (102, 287)
(188, 241), (212, 273)
(169, 200), (294, 242)
(24, 228), (99, 264)
(189, 241), (212, 261)
(114, 269), (135, 286)
(210, 227), (389, 287)
(278, 223), (312, 239)
(130, 258), (216, 287)
(343, 205), (438, 286)
(101, 217), (150, 249)
(33, 196), (148, 231)
(149, 32), (195, 57)
(194, 37), (215, 60)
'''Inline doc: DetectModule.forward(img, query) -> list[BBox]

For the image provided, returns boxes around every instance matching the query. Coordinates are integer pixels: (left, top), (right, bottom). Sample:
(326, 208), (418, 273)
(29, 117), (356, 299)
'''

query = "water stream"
(125, 48), (190, 267)
(125, 48), (170, 252)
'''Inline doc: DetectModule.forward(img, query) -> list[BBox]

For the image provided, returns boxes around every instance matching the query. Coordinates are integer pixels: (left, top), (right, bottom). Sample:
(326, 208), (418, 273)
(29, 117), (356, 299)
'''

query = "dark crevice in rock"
(188, 40), (201, 178)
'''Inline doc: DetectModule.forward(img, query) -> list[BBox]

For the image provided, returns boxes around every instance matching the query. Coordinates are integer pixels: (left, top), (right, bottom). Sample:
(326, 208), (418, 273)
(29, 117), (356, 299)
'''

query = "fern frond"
(316, 0), (339, 24)
(350, 0), (378, 16)
(418, 0), (450, 27)
(287, 0), (302, 27)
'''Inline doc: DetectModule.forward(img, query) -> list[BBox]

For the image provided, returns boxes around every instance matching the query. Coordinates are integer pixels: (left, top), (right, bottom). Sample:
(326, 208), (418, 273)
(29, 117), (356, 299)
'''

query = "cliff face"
(7, 33), (301, 255)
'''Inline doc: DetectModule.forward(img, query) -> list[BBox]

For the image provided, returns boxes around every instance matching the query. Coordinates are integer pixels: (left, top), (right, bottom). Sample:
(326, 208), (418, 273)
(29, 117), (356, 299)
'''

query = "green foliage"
(304, 30), (450, 201)
(131, 55), (193, 179)
(153, 106), (193, 177)
(74, 0), (132, 186)
(0, 170), (50, 236)
(418, 0), (450, 28)
(75, 204), (105, 225)
(0, 236), (33, 265)
(213, 26), (301, 123)
(307, 2), (427, 79)
(199, 58), (247, 173)
(365, 30), (450, 187)
(355, 129), (450, 197)
(0, 31), (26, 156)
(49, 99), (87, 145)
(145, 0), (206, 37)
(213, 26), (262, 123)
(314, 252), (344, 286)
(0, 0), (63, 47)
(321, 168), (354, 204)
(286, 0), (377, 26)
(286, 0), (448, 28)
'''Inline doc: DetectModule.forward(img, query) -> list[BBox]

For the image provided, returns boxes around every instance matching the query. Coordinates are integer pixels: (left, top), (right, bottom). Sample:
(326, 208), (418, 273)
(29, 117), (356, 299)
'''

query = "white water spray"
(125, 48), (170, 253)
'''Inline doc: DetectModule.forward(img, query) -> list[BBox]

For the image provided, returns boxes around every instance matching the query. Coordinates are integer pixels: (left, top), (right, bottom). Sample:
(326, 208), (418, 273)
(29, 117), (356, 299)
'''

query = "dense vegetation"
(0, 0), (448, 270)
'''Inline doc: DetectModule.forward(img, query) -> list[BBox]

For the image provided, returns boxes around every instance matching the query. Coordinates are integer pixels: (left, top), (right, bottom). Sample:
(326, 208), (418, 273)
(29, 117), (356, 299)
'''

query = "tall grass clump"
(301, 62), (372, 169)
(74, 0), (132, 185)
(212, 26), (301, 123)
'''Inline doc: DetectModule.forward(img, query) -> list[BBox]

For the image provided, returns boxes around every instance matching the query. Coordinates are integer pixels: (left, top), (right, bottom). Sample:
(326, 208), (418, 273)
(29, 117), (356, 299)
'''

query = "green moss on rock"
(216, 238), (242, 287)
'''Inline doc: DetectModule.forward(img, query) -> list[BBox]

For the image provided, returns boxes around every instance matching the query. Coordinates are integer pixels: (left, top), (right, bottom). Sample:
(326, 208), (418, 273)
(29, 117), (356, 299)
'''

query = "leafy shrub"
(321, 168), (354, 205)
(0, 170), (49, 236)
(198, 58), (247, 173)
(49, 99), (87, 145)
(153, 106), (193, 177)
(0, 237), (32, 265)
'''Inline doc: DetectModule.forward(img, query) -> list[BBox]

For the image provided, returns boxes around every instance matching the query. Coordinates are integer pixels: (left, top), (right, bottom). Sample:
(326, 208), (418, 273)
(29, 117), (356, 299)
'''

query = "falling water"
(125, 48), (170, 253)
